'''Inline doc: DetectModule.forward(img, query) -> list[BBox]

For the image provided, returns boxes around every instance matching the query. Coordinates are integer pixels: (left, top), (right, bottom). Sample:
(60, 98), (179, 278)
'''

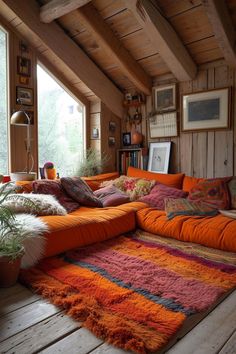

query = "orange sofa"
(127, 167), (236, 253)
(16, 170), (236, 256)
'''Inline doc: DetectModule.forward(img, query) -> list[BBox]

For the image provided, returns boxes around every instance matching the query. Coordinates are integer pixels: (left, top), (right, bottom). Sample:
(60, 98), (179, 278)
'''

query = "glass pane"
(0, 27), (8, 174)
(37, 65), (84, 177)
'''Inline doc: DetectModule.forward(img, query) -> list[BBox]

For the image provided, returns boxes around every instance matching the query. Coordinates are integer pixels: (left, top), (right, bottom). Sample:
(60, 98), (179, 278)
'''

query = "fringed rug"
(20, 232), (236, 354)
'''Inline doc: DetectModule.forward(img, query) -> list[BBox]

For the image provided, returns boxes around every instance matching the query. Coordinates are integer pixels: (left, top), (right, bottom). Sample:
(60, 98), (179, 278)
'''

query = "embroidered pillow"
(188, 178), (231, 210)
(102, 176), (156, 201)
(3, 193), (67, 216)
(165, 198), (218, 220)
(94, 185), (130, 207)
(61, 177), (102, 208)
(33, 180), (79, 213)
(139, 184), (188, 210)
(228, 177), (236, 209)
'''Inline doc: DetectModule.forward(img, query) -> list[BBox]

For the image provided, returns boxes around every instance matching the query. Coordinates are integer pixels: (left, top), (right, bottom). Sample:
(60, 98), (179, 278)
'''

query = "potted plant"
(77, 148), (109, 177)
(0, 183), (33, 287)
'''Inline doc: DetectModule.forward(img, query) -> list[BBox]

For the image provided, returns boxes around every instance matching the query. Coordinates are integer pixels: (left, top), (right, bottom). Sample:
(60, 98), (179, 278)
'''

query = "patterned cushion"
(165, 198), (218, 220)
(228, 177), (236, 209)
(94, 185), (130, 207)
(188, 178), (231, 210)
(33, 180), (79, 213)
(138, 183), (188, 210)
(102, 176), (156, 201)
(4, 193), (67, 216)
(61, 177), (102, 208)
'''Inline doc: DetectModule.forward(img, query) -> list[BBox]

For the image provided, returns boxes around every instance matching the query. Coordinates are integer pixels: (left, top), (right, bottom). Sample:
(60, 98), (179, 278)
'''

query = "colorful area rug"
(20, 233), (236, 354)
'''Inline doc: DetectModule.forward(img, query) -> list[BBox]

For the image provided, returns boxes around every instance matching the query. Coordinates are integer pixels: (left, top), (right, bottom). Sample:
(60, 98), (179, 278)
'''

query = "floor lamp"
(10, 99), (36, 181)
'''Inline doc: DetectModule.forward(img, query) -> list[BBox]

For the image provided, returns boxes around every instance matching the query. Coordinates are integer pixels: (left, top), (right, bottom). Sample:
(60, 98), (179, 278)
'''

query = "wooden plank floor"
(0, 284), (235, 354)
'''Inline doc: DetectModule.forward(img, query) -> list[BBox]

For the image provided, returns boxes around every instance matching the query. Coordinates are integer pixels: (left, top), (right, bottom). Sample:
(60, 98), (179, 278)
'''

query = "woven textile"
(20, 235), (236, 354)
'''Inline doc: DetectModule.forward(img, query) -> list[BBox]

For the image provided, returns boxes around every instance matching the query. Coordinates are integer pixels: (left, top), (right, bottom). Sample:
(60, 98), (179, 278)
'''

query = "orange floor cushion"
(40, 201), (147, 258)
(136, 207), (236, 252)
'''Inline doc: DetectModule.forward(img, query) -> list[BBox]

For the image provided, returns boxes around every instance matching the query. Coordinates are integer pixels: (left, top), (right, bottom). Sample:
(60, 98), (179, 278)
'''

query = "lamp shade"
(11, 111), (29, 125)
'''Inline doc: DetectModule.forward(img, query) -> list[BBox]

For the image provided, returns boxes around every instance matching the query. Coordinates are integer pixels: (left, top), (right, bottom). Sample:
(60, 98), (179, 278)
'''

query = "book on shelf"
(117, 148), (148, 174)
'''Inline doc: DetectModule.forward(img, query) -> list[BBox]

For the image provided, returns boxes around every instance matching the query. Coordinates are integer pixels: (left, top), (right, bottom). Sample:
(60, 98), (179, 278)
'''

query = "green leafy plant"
(77, 148), (110, 177)
(0, 183), (35, 259)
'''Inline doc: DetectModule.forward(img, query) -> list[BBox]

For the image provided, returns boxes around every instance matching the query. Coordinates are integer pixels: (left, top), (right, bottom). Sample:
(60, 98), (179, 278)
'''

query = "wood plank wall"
(90, 100), (121, 172)
(145, 62), (235, 178)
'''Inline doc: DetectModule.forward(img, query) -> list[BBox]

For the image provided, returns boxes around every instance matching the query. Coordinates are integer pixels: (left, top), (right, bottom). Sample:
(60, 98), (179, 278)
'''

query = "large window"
(37, 64), (85, 177)
(0, 26), (8, 174)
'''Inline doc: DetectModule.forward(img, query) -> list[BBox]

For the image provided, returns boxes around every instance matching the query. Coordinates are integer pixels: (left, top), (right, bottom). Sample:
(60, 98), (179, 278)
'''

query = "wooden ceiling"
(1, 0), (236, 117)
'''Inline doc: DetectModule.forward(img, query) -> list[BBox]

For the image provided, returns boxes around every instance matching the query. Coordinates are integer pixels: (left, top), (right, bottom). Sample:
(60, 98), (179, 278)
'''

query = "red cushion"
(33, 180), (79, 213)
(138, 183), (188, 210)
(188, 178), (231, 210)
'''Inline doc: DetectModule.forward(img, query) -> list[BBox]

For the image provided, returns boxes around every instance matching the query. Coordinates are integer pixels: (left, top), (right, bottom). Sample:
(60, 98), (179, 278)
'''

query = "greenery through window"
(37, 64), (85, 177)
(0, 26), (8, 175)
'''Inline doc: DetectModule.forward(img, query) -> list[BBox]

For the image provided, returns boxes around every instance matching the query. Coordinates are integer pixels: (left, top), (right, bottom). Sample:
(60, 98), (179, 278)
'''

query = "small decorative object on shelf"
(124, 92), (145, 107)
(117, 148), (148, 175)
(44, 161), (57, 180)
(123, 132), (131, 146)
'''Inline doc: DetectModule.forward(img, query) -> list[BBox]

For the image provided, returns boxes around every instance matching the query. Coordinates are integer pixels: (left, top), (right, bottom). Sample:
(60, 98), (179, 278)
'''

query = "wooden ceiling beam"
(40, 0), (91, 23)
(1, 0), (124, 118)
(202, 0), (236, 68)
(76, 3), (152, 95)
(125, 0), (197, 81)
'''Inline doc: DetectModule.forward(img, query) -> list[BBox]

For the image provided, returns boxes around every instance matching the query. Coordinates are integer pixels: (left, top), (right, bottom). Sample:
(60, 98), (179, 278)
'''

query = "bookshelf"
(117, 148), (148, 175)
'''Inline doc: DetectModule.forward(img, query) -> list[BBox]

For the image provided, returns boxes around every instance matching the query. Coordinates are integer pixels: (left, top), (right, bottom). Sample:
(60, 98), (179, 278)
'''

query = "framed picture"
(123, 132), (131, 146)
(154, 84), (176, 112)
(16, 86), (33, 106)
(148, 142), (171, 174)
(182, 87), (230, 132)
(108, 136), (115, 146)
(109, 121), (116, 132)
(149, 112), (177, 138)
(91, 127), (99, 139)
(17, 56), (31, 77)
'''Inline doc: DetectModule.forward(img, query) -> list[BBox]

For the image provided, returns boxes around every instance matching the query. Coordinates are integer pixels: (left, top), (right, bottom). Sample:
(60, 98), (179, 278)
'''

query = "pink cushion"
(33, 180), (79, 213)
(94, 185), (130, 207)
(139, 183), (188, 210)
(61, 177), (102, 208)
(188, 178), (231, 210)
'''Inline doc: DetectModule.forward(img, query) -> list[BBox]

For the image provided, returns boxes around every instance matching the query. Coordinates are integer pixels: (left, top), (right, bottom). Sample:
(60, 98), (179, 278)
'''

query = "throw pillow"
(188, 178), (231, 210)
(61, 177), (102, 208)
(165, 198), (218, 220)
(33, 180), (79, 213)
(3, 194), (67, 216)
(228, 177), (236, 209)
(101, 176), (156, 201)
(94, 185), (130, 207)
(138, 183), (188, 210)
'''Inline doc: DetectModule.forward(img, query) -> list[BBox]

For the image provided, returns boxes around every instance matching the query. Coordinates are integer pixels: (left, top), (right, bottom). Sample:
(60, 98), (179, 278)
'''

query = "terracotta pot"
(44, 168), (57, 180)
(0, 249), (24, 288)
(131, 131), (143, 145)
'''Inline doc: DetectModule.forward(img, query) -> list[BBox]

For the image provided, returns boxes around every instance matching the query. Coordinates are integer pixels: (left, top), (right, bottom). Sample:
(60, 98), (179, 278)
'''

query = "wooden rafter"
(1, 0), (124, 118)
(125, 0), (197, 81)
(77, 3), (152, 95)
(40, 0), (91, 23)
(202, 0), (236, 68)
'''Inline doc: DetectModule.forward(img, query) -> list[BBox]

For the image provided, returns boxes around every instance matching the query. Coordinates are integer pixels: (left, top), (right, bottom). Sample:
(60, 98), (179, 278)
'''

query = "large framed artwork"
(182, 87), (230, 132)
(148, 142), (171, 174)
(154, 84), (176, 112)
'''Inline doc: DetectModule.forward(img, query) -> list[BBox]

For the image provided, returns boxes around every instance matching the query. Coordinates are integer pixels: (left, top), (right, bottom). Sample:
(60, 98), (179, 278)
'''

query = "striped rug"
(20, 233), (236, 354)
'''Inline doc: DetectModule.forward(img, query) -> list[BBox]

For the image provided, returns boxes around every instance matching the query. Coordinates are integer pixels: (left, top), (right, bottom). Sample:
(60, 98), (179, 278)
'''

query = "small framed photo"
(16, 86), (33, 106)
(17, 56), (31, 77)
(154, 84), (176, 112)
(123, 132), (131, 146)
(182, 87), (230, 132)
(108, 136), (115, 146)
(148, 142), (171, 174)
(109, 121), (116, 132)
(91, 127), (99, 139)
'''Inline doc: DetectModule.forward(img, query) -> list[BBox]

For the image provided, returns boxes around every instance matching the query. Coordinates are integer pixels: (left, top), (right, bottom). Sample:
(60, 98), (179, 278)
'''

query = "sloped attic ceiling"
(1, 0), (236, 117)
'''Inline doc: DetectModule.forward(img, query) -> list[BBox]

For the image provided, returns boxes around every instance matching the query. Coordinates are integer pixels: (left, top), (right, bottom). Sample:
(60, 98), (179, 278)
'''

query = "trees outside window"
(0, 27), (8, 175)
(37, 65), (85, 177)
